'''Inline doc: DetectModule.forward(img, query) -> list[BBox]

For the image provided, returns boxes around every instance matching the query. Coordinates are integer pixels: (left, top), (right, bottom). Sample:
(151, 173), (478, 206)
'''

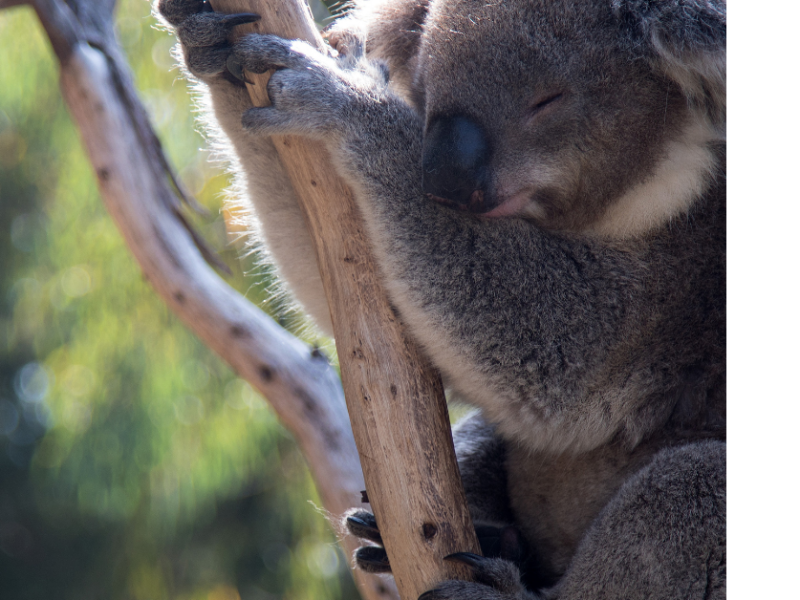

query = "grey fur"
(155, 0), (726, 598)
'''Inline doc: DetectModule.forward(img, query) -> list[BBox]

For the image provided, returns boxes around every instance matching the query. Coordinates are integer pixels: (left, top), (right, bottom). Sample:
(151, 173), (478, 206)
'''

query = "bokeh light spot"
(61, 265), (93, 298)
(15, 362), (52, 404)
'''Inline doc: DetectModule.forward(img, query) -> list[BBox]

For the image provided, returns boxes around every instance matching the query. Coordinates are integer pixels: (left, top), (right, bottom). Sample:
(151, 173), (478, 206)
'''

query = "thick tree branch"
(210, 2), (481, 599)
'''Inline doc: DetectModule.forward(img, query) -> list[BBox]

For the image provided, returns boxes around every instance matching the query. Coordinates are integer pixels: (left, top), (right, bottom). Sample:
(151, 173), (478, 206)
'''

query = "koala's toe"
(444, 554), (526, 595)
(327, 30), (365, 61)
(184, 45), (233, 78)
(345, 509), (383, 544)
(263, 69), (331, 116)
(179, 12), (259, 48)
(419, 581), (511, 600)
(233, 34), (314, 74)
(158, 0), (209, 26)
(354, 546), (391, 574)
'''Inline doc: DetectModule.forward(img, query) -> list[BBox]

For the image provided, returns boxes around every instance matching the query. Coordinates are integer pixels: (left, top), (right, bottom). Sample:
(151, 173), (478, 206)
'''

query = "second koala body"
(158, 0), (726, 597)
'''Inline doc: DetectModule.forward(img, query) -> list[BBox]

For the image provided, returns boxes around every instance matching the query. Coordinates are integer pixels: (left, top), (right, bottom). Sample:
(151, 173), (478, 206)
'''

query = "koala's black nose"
(422, 115), (494, 213)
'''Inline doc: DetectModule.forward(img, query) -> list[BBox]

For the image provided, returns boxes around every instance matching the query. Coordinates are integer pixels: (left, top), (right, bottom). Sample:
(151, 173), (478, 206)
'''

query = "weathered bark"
(210, 1), (481, 599)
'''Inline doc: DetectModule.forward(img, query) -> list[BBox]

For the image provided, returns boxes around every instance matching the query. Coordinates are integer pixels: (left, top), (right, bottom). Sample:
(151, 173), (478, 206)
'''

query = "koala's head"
(347, 0), (725, 235)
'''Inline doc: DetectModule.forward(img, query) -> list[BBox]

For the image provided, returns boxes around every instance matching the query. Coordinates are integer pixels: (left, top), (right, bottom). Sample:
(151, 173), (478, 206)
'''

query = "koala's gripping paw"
(157, 0), (260, 80)
(345, 508), (535, 595)
(345, 509), (391, 573)
(232, 33), (389, 138)
(422, 554), (535, 600)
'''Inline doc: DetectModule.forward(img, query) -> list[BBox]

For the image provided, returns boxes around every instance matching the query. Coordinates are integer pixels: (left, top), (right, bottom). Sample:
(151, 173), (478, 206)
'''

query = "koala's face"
(410, 0), (693, 232)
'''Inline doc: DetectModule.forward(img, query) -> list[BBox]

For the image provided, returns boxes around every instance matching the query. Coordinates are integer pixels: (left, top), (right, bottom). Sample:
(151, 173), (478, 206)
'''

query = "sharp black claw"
(444, 552), (486, 568)
(346, 511), (382, 543)
(222, 12), (262, 27)
(347, 512), (378, 527)
(346, 514), (371, 528)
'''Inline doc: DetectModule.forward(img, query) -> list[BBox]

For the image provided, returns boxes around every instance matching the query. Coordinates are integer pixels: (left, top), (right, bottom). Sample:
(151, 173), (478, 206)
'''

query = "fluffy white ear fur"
(594, 0), (726, 237)
(612, 0), (726, 130)
(653, 36), (726, 135)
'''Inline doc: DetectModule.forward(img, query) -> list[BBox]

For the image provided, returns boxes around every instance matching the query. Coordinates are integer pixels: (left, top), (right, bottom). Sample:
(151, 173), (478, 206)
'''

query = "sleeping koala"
(156, 0), (726, 598)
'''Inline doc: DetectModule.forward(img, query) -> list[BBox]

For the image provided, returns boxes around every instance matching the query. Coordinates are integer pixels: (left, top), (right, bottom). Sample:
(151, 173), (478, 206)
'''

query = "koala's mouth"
(426, 190), (497, 214)
(426, 190), (534, 219)
(482, 194), (535, 218)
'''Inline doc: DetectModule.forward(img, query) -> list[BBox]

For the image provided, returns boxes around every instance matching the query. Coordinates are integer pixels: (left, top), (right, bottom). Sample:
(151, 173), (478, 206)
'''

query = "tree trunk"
(210, 2), (481, 599)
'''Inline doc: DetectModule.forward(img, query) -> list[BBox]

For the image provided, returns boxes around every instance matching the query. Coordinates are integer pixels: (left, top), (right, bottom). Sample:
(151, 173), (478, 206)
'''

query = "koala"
(156, 0), (726, 598)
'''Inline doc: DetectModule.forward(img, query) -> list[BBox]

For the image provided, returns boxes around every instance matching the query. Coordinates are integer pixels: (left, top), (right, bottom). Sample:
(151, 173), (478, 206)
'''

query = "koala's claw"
(346, 511), (383, 544)
(444, 552), (487, 568)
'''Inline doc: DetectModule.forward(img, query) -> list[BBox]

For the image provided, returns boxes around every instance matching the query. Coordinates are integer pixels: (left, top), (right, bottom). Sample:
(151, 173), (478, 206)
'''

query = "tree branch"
(209, 3), (481, 600)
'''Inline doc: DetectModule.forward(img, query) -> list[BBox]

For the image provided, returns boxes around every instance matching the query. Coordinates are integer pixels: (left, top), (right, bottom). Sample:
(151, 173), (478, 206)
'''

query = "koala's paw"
(422, 553), (536, 600)
(345, 508), (533, 584)
(157, 0), (259, 81)
(231, 34), (389, 138)
(345, 509), (391, 573)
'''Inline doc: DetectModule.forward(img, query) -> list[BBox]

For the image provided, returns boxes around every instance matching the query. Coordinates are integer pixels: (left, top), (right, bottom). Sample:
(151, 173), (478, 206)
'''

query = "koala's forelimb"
(210, 1), (482, 599)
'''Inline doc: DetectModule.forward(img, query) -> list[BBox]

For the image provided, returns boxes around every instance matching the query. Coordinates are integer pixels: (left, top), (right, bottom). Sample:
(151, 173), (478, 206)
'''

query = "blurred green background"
(0, 1), (360, 599)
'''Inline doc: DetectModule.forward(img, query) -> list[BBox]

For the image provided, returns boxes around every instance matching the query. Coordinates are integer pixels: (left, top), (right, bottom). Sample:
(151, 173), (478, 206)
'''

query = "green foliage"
(0, 2), (356, 599)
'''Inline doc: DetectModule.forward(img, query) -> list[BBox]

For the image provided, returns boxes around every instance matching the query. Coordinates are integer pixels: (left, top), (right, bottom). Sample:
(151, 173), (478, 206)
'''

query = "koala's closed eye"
(527, 92), (564, 117)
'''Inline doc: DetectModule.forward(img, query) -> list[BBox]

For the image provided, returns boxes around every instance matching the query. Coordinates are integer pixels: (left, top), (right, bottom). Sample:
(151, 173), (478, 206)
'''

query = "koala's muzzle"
(423, 115), (495, 213)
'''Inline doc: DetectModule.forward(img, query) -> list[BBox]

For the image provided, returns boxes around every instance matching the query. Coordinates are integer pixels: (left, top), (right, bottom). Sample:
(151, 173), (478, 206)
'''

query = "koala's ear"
(612, 0), (725, 123)
(327, 0), (430, 102)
